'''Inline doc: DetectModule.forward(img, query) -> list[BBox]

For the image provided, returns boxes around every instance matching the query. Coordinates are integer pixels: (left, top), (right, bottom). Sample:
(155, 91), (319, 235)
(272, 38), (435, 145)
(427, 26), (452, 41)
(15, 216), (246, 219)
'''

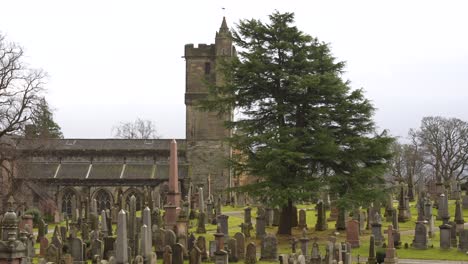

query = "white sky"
(1, 0), (467, 140)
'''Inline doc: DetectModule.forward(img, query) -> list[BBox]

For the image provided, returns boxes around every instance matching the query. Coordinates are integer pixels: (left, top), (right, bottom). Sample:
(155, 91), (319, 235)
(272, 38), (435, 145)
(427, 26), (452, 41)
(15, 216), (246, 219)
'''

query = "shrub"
(25, 208), (42, 227)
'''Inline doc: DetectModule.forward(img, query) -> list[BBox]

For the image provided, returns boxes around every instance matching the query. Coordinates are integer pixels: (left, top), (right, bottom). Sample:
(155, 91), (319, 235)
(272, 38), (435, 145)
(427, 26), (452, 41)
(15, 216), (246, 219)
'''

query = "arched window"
(95, 189), (111, 212)
(61, 191), (75, 217)
(125, 190), (142, 211)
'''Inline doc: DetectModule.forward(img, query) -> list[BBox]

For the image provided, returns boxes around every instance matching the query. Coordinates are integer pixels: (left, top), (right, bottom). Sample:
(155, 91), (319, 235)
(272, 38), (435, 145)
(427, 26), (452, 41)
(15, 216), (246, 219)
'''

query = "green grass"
(32, 201), (468, 263)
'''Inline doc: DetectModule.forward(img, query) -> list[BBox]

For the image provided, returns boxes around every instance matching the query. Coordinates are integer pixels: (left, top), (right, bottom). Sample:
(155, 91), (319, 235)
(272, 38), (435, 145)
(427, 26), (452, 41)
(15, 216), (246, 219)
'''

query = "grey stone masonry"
(116, 210), (129, 264)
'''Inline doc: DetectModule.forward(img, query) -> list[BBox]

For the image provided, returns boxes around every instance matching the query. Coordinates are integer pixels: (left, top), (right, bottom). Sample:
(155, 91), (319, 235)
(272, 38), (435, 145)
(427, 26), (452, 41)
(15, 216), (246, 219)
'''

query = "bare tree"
(411, 116), (468, 188)
(113, 118), (159, 139)
(390, 139), (425, 201)
(0, 34), (45, 205)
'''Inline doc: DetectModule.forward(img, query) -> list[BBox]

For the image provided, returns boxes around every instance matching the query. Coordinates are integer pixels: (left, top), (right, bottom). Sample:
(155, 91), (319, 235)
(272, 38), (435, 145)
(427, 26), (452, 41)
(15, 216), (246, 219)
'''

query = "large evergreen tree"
(26, 97), (63, 139)
(201, 12), (393, 234)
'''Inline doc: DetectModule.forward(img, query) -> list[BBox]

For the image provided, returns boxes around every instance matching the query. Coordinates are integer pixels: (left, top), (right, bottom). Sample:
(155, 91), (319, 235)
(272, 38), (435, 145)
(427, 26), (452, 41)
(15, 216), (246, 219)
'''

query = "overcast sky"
(1, 0), (467, 140)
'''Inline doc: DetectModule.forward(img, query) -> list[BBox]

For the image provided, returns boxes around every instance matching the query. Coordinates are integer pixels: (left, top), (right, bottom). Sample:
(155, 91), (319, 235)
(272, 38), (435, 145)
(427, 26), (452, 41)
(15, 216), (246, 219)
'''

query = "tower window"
(205, 62), (211, 75)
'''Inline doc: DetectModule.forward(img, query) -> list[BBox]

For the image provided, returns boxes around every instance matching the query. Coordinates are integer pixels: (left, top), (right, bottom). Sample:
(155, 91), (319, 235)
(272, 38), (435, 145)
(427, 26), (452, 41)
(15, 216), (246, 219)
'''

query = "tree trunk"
(278, 200), (293, 235)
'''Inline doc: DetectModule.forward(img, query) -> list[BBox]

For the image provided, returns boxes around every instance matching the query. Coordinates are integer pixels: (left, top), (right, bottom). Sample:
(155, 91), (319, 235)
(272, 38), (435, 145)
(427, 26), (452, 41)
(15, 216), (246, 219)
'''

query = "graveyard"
(3, 138), (468, 264)
(1, 4), (468, 264)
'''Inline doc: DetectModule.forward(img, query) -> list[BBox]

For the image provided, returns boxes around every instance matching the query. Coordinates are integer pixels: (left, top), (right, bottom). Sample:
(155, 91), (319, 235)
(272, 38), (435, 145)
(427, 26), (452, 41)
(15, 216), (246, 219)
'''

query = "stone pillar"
(166, 139), (181, 208)
(116, 210), (129, 264)
(383, 225), (398, 264)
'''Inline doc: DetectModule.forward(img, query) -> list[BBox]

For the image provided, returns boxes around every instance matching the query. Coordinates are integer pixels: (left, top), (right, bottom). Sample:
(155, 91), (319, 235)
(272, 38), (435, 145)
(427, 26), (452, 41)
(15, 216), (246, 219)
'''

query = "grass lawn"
(31, 201), (468, 263)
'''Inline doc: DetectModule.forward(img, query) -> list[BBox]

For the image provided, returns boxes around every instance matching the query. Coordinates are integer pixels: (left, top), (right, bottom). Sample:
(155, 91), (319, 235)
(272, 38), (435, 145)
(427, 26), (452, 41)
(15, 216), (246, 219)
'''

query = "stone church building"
(1, 18), (235, 216)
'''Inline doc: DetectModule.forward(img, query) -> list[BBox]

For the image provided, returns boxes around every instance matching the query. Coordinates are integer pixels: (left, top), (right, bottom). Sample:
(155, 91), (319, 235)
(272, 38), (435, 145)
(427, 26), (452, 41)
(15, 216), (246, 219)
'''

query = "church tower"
(184, 18), (235, 199)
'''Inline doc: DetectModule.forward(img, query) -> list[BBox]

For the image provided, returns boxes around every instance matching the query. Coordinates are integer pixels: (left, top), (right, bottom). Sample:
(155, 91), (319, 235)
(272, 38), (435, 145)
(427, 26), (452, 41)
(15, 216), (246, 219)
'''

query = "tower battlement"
(184, 44), (215, 58)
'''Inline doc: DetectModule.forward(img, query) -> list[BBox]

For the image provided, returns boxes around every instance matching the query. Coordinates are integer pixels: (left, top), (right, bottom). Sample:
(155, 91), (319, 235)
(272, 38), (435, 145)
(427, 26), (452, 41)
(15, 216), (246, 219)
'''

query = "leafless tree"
(113, 118), (159, 139)
(0, 34), (45, 203)
(390, 138), (425, 201)
(411, 116), (468, 188)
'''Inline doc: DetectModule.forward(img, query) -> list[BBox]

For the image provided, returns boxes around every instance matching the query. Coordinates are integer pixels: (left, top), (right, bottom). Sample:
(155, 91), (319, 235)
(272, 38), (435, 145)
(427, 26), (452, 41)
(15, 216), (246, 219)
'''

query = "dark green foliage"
(26, 97), (63, 139)
(201, 11), (393, 216)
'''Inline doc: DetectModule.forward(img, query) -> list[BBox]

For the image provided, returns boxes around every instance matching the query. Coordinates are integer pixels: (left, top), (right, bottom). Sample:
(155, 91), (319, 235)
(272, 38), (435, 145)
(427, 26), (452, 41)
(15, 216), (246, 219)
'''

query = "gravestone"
(172, 243), (184, 264)
(454, 200), (465, 233)
(383, 225), (397, 264)
(310, 239), (321, 264)
(91, 239), (104, 260)
(45, 244), (60, 264)
(208, 241), (216, 261)
(297, 254), (306, 264)
(298, 209), (308, 229)
(459, 229), (468, 252)
(116, 210), (129, 264)
(371, 213), (383, 246)
(196, 236), (208, 261)
(103, 237), (116, 259)
(244, 207), (252, 226)
(70, 237), (85, 263)
(217, 215), (229, 239)
(228, 238), (238, 262)
(346, 220), (360, 248)
(449, 221), (457, 248)
(40, 237), (49, 256)
(397, 185), (410, 222)
(196, 212), (206, 233)
(462, 191), (468, 209)
(439, 223), (452, 249)
(335, 209), (346, 231)
(299, 229), (309, 257)
(163, 246), (172, 264)
(260, 234), (277, 261)
(273, 208), (280, 226)
(412, 221), (427, 249)
(153, 227), (165, 257)
(329, 206), (338, 222)
(438, 193), (450, 223)
(189, 245), (201, 264)
(245, 242), (256, 264)
(255, 216), (266, 239)
(315, 201), (327, 231)
(165, 229), (177, 248)
(424, 197), (432, 221)
(367, 235), (376, 264)
(234, 232), (245, 260)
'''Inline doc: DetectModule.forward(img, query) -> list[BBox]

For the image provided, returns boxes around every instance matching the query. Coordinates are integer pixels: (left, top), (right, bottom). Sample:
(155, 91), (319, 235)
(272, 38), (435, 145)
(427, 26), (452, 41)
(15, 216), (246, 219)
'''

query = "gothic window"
(61, 191), (75, 217)
(125, 190), (142, 211)
(95, 189), (111, 212)
(204, 62), (211, 75)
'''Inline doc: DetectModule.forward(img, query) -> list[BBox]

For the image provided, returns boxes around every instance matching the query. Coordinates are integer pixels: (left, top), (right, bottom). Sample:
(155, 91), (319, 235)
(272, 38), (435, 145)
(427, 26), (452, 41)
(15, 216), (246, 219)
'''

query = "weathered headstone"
(245, 242), (256, 264)
(459, 229), (468, 252)
(412, 221), (427, 249)
(255, 215), (266, 239)
(346, 220), (360, 248)
(70, 237), (85, 263)
(196, 236), (208, 261)
(439, 223), (452, 249)
(234, 232), (245, 260)
(315, 200), (327, 231)
(217, 214), (229, 239)
(438, 193), (450, 224)
(310, 239), (321, 264)
(299, 229), (309, 257)
(196, 212), (206, 233)
(228, 238), (238, 262)
(297, 209), (307, 229)
(260, 234), (277, 261)
(163, 246), (172, 264)
(371, 213), (383, 247)
(91, 239), (104, 260)
(172, 243), (184, 264)
(454, 200), (465, 233)
(397, 185), (409, 222)
(189, 245), (202, 264)
(335, 208), (346, 231)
